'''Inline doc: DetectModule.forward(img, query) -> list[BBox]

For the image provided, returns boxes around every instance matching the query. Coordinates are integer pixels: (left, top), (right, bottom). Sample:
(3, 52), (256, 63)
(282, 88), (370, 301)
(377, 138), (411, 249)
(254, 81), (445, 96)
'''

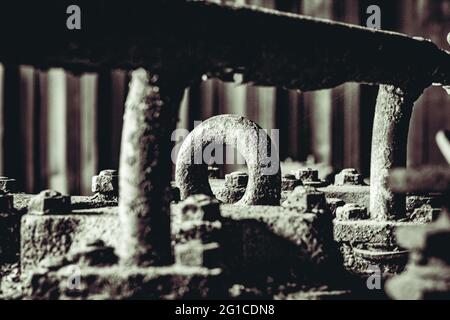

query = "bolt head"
(92, 170), (118, 195)
(282, 174), (302, 191)
(28, 189), (71, 215)
(334, 168), (363, 186)
(294, 168), (319, 182)
(335, 203), (368, 221)
(181, 194), (221, 222)
(406, 196), (439, 215)
(282, 186), (327, 212)
(411, 205), (442, 223)
(225, 171), (248, 188)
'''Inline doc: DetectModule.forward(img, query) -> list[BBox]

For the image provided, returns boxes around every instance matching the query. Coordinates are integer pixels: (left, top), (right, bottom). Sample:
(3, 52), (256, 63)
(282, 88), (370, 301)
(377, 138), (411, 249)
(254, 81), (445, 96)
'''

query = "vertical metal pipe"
(118, 68), (184, 266)
(370, 84), (424, 220)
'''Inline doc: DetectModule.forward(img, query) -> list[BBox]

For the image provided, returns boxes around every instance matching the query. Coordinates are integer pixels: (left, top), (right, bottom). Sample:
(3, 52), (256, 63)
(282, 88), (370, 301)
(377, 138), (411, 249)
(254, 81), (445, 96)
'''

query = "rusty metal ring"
(175, 115), (281, 205)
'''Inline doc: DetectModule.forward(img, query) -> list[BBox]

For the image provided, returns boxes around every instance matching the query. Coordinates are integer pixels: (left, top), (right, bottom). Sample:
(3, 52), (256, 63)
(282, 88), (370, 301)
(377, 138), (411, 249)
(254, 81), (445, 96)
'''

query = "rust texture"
(0, 1), (448, 88)
(175, 115), (281, 205)
(118, 69), (184, 266)
(370, 84), (425, 221)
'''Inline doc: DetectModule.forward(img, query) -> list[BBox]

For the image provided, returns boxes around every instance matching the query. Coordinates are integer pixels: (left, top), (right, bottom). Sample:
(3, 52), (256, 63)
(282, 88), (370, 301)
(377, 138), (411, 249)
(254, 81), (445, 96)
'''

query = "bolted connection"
(282, 174), (302, 191)
(335, 203), (368, 221)
(282, 185), (327, 213)
(334, 168), (364, 186)
(28, 190), (71, 215)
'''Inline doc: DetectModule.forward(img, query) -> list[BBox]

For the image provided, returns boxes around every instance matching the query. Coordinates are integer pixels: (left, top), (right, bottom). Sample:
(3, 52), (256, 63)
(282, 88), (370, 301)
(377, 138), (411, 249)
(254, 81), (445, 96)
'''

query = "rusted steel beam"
(0, 0), (449, 90)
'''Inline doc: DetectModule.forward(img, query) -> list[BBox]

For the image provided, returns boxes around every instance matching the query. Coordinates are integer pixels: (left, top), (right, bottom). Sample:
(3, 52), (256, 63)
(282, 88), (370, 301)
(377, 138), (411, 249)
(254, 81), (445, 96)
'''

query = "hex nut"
(335, 203), (368, 221)
(294, 168), (319, 182)
(334, 168), (364, 186)
(282, 186), (327, 213)
(293, 168), (328, 187)
(406, 196), (440, 215)
(28, 190), (71, 215)
(181, 194), (221, 222)
(411, 205), (441, 223)
(91, 170), (118, 195)
(225, 171), (248, 188)
(282, 174), (302, 191)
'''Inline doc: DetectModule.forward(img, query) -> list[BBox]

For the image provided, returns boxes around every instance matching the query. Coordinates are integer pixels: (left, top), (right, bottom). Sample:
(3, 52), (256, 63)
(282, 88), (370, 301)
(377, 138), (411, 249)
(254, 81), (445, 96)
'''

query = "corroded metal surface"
(175, 115), (281, 205)
(118, 69), (184, 266)
(370, 85), (425, 221)
(0, 1), (448, 88)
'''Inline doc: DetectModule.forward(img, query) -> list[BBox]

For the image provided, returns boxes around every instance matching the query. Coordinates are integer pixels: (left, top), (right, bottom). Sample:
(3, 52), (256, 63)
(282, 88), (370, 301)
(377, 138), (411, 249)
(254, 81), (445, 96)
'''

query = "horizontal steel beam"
(0, 0), (449, 90)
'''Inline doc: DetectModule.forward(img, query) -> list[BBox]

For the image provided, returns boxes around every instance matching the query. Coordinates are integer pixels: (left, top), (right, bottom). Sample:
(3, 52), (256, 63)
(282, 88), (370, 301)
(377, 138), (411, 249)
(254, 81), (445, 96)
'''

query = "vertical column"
(111, 70), (127, 170)
(370, 84), (424, 220)
(66, 72), (81, 195)
(80, 73), (99, 195)
(2, 65), (23, 189)
(118, 69), (185, 266)
(47, 69), (68, 194)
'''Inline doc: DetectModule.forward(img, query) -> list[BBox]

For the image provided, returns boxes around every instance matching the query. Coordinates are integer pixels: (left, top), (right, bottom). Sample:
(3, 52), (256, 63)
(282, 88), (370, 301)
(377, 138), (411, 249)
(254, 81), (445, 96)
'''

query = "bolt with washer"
(293, 168), (327, 187)
(334, 168), (364, 186)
